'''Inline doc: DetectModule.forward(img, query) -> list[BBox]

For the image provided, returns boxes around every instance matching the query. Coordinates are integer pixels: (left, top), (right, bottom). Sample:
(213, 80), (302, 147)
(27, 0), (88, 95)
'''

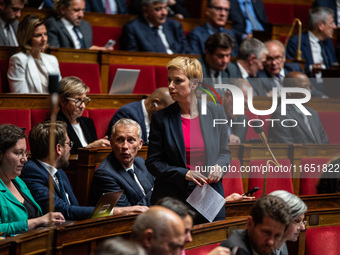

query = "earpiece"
(153, 102), (158, 107)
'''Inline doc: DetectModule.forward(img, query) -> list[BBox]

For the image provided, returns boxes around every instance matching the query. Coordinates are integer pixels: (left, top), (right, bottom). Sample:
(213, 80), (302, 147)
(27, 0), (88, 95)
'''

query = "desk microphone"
(252, 120), (280, 196)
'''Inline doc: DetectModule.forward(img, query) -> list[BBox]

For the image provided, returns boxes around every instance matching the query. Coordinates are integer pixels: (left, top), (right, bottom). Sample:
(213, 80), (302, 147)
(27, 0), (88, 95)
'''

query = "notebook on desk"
(109, 68), (140, 94)
(90, 190), (123, 219)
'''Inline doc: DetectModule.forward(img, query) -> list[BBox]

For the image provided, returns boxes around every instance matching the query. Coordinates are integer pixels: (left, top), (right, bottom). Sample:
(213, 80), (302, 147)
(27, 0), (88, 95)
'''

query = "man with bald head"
(223, 79), (253, 144)
(258, 40), (303, 96)
(131, 206), (186, 255)
(106, 87), (174, 143)
(268, 72), (328, 144)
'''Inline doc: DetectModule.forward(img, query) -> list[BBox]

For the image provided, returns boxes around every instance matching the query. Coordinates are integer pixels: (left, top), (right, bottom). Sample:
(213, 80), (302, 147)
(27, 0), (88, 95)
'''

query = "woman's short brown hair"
(59, 76), (90, 99)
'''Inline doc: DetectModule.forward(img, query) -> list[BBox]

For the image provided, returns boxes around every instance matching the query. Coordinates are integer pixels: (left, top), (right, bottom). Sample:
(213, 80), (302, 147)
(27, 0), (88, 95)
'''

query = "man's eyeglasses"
(66, 97), (91, 106)
(64, 141), (74, 148)
(211, 6), (230, 13)
(14, 150), (30, 160)
(266, 56), (283, 63)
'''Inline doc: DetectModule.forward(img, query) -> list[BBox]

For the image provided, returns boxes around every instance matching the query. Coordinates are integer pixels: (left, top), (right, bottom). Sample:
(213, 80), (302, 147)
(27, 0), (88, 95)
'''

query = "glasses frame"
(13, 150), (30, 160)
(64, 141), (74, 148)
(66, 97), (91, 106)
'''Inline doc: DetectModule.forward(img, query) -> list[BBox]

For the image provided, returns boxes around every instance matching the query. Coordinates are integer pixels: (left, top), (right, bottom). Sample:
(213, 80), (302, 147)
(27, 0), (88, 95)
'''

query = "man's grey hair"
(269, 190), (308, 219)
(111, 118), (142, 140)
(238, 38), (268, 61)
(308, 7), (334, 31)
(142, 0), (167, 7)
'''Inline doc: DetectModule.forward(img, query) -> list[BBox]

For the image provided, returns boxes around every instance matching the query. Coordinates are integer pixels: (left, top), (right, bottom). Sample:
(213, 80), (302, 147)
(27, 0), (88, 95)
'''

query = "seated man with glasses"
(187, 0), (238, 57)
(257, 40), (303, 97)
(57, 76), (110, 154)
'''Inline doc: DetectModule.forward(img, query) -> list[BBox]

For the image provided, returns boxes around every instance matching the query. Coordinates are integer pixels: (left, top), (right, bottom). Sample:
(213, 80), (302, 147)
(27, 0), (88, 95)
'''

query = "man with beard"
(21, 121), (148, 220)
(120, 0), (189, 53)
(220, 195), (291, 255)
(0, 0), (25, 46)
(45, 0), (111, 50)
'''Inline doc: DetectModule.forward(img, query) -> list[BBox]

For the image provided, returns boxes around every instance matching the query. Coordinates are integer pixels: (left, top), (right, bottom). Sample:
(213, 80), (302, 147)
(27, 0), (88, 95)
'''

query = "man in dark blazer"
(0, 0), (25, 46)
(258, 40), (304, 95)
(187, 0), (238, 56)
(225, 38), (268, 96)
(220, 195), (291, 255)
(313, 0), (339, 26)
(45, 0), (111, 50)
(286, 7), (337, 78)
(222, 79), (253, 144)
(269, 72), (329, 144)
(120, 0), (189, 53)
(228, 0), (268, 44)
(20, 121), (95, 220)
(21, 121), (148, 220)
(91, 119), (154, 207)
(85, 0), (127, 14)
(105, 87), (174, 142)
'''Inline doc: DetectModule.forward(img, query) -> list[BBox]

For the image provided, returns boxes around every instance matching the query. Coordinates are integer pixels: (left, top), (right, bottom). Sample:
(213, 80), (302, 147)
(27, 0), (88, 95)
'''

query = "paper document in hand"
(186, 184), (225, 222)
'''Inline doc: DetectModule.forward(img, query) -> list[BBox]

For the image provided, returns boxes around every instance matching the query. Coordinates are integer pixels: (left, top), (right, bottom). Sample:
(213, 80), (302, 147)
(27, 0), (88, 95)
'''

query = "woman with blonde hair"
(146, 56), (230, 223)
(8, 14), (61, 93)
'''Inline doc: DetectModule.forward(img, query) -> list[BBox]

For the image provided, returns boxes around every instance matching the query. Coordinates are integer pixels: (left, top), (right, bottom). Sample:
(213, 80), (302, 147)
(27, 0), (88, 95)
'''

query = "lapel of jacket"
(0, 27), (7, 45)
(58, 110), (83, 149)
(169, 103), (186, 166)
(26, 54), (43, 93)
(40, 53), (55, 76)
(136, 102), (148, 141)
(0, 178), (25, 209)
(303, 33), (314, 65)
(306, 109), (321, 143)
(162, 19), (172, 50)
(32, 159), (64, 199)
(57, 19), (74, 47)
(134, 160), (153, 192)
(288, 105), (316, 142)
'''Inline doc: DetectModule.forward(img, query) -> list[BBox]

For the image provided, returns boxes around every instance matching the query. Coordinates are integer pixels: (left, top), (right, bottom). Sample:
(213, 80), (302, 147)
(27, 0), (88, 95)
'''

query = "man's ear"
(247, 216), (254, 229)
(248, 54), (257, 65)
(142, 229), (154, 251)
(138, 138), (143, 150)
(56, 144), (62, 156)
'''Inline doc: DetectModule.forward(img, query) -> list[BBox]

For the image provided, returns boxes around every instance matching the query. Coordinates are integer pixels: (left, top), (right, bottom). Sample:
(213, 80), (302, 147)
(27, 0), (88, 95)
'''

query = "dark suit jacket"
(85, 0), (127, 14)
(220, 229), (253, 255)
(257, 62), (303, 93)
(228, 0), (268, 43)
(231, 115), (248, 143)
(313, 0), (338, 26)
(45, 16), (93, 48)
(90, 153), (154, 206)
(268, 104), (329, 144)
(286, 31), (336, 77)
(20, 159), (94, 220)
(0, 20), (18, 46)
(120, 15), (190, 53)
(145, 101), (230, 222)
(105, 101), (148, 143)
(187, 23), (238, 56)
(226, 61), (268, 96)
(57, 110), (98, 155)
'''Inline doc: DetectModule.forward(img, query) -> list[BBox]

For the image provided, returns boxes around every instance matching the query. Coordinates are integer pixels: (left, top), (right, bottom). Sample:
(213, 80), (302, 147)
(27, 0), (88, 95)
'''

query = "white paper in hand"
(186, 184), (226, 222)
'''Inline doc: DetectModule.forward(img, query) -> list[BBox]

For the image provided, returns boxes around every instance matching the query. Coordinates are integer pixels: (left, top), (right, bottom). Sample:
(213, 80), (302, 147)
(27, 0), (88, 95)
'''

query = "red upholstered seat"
(299, 157), (331, 195)
(0, 109), (31, 148)
(92, 26), (122, 50)
(59, 62), (101, 94)
(31, 109), (51, 128)
(247, 159), (294, 198)
(108, 64), (156, 94)
(294, 5), (311, 25)
(305, 225), (340, 255)
(88, 109), (118, 139)
(318, 112), (340, 144)
(264, 3), (294, 24)
(222, 159), (244, 197)
(155, 66), (168, 88)
(245, 111), (259, 141)
(186, 243), (220, 255)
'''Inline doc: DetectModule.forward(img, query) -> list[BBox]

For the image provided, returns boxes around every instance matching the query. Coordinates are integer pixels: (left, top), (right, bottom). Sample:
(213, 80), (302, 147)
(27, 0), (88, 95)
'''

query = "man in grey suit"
(269, 72), (329, 144)
(45, 0), (111, 50)
(226, 38), (268, 96)
(0, 0), (25, 46)
(222, 78), (253, 144)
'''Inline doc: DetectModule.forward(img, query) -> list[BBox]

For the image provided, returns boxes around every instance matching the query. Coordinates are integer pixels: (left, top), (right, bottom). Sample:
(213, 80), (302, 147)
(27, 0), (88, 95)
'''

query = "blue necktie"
(55, 171), (69, 204)
(243, 0), (262, 31)
(72, 26), (86, 49)
(319, 41), (331, 68)
(152, 27), (167, 53)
